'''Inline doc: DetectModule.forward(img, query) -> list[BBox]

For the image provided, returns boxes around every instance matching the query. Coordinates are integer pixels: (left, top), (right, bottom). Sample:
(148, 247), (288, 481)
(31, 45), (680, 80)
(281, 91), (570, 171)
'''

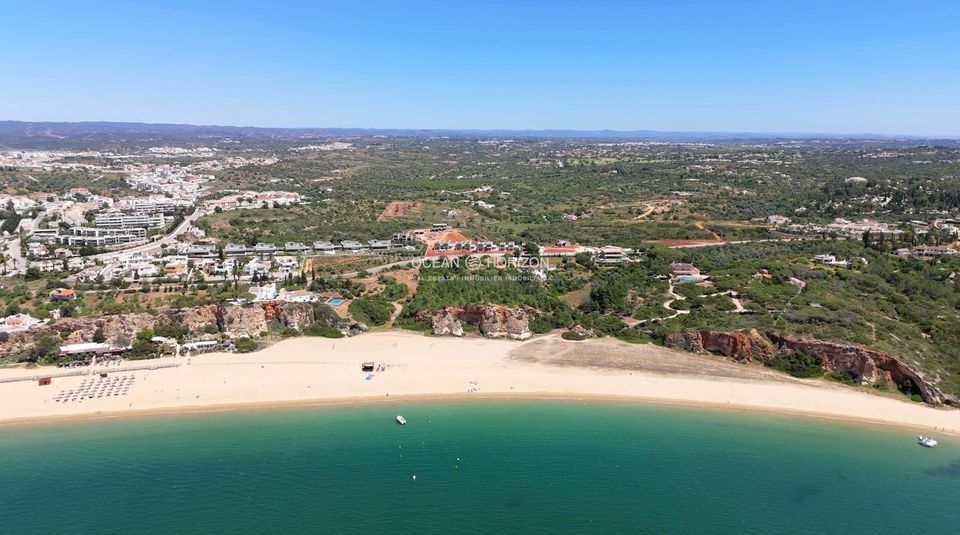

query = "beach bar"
(181, 340), (219, 353)
(59, 342), (124, 357)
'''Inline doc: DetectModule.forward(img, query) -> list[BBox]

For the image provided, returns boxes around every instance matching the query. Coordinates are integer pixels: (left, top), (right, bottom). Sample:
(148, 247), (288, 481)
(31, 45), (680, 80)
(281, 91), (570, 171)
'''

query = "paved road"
(3, 211), (203, 276)
(1, 217), (32, 276)
(87, 210), (205, 262)
(1, 237), (22, 276)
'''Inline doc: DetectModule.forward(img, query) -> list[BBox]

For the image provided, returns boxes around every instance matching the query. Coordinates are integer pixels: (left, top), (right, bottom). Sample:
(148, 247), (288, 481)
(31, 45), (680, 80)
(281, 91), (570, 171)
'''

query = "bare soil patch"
(378, 201), (424, 221)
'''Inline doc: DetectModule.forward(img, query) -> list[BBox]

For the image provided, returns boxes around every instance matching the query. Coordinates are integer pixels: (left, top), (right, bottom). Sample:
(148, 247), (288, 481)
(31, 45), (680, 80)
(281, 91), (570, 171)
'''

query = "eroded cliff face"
(664, 329), (775, 361)
(269, 302), (315, 331)
(766, 333), (956, 406)
(1, 313), (166, 353)
(171, 302), (274, 338)
(663, 330), (957, 405)
(0, 301), (366, 357)
(221, 304), (270, 337)
(216, 302), (362, 337)
(180, 305), (218, 333)
(417, 305), (535, 340)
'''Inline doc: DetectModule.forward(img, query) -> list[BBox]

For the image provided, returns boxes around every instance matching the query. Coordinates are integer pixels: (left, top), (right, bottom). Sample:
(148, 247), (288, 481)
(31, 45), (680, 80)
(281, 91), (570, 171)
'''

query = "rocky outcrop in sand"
(664, 329), (957, 405)
(567, 324), (596, 339)
(480, 306), (534, 340)
(429, 309), (465, 337)
(417, 305), (535, 340)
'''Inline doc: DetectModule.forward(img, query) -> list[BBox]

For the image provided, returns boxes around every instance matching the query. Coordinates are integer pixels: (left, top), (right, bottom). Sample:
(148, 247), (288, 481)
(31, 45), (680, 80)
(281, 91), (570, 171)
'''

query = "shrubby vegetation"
(628, 241), (960, 394)
(398, 266), (574, 331)
(302, 325), (343, 338)
(346, 276), (409, 327)
(348, 297), (393, 327)
(765, 351), (825, 378)
(234, 338), (258, 353)
(186, 139), (960, 253)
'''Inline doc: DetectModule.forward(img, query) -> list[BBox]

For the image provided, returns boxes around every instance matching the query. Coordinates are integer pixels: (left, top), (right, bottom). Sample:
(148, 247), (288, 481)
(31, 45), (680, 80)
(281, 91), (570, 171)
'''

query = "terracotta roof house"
(49, 288), (77, 301)
(670, 263), (700, 277)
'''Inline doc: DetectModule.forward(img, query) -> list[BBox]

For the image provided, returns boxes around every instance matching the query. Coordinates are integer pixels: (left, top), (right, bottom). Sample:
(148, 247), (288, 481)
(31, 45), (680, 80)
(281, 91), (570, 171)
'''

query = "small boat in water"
(918, 435), (938, 448)
(396, 415), (407, 425)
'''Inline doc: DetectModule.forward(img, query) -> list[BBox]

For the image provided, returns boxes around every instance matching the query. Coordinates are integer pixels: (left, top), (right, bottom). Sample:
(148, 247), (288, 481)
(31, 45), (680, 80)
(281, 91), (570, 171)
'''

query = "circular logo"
(465, 255), (482, 271)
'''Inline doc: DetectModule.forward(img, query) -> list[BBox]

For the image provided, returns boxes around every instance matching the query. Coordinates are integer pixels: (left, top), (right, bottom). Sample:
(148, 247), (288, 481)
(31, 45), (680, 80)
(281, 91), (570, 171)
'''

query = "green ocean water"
(1, 401), (959, 534)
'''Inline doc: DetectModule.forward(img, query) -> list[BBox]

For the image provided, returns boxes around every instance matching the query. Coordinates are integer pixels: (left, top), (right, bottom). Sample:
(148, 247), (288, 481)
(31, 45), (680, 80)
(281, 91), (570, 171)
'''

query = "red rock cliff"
(664, 330), (956, 405)
(664, 329), (775, 361)
(766, 333), (955, 405)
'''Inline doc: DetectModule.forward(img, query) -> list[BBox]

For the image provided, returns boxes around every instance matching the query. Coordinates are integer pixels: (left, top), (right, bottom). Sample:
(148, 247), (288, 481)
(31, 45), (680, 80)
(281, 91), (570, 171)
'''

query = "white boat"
(396, 415), (407, 425)
(918, 435), (938, 448)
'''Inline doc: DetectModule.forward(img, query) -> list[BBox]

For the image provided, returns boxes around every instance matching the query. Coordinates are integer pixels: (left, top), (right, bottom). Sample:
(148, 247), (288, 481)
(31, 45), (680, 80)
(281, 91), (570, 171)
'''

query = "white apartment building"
(56, 227), (147, 247)
(340, 240), (364, 252)
(94, 212), (167, 229)
(224, 243), (248, 256)
(312, 241), (336, 253)
(595, 246), (629, 264)
(114, 196), (191, 214)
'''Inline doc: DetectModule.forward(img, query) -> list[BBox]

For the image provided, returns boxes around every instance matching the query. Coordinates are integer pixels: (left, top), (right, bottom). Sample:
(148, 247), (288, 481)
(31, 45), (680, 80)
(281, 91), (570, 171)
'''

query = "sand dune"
(1, 332), (959, 435)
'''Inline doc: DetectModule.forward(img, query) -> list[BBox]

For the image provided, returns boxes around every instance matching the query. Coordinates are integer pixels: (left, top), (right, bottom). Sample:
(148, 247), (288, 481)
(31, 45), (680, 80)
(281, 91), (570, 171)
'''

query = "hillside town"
(3, 144), (958, 306)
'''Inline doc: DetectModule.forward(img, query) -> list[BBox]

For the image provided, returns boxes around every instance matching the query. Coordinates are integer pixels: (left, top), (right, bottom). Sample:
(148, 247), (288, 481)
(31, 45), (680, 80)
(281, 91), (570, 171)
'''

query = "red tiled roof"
(425, 249), (511, 257)
(542, 246), (579, 254)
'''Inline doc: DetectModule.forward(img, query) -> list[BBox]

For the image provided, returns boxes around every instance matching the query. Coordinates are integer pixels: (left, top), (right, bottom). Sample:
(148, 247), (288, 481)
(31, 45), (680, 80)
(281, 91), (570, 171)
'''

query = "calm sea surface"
(1, 400), (959, 534)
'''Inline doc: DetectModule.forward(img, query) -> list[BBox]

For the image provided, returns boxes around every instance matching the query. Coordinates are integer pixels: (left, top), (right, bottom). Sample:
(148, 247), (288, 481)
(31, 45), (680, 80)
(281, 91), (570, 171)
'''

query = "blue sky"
(1, 0), (958, 135)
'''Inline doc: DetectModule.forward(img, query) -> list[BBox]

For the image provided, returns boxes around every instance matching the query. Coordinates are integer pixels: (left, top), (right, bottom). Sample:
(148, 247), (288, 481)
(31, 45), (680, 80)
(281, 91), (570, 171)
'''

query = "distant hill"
(0, 120), (950, 149)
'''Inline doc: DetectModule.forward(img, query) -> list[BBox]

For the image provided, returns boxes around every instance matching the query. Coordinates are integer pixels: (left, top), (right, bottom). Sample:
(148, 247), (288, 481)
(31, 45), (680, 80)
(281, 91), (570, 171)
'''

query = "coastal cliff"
(417, 304), (535, 340)
(664, 330), (957, 405)
(2, 313), (163, 355)
(0, 301), (367, 358)
(179, 302), (322, 337)
(664, 329), (775, 362)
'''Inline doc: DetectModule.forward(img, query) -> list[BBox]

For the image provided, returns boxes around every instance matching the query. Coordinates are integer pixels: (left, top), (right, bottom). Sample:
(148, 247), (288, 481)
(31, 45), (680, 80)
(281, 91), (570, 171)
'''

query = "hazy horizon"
(2, 1), (959, 137)
(2, 119), (957, 140)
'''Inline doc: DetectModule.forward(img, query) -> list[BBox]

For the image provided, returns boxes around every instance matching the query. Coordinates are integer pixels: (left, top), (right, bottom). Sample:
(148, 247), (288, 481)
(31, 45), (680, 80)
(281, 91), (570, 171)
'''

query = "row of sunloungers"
(53, 375), (136, 403)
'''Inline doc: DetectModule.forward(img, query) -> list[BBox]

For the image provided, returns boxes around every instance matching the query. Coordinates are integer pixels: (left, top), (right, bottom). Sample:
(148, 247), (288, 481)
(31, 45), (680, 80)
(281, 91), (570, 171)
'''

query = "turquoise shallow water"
(1, 401), (959, 534)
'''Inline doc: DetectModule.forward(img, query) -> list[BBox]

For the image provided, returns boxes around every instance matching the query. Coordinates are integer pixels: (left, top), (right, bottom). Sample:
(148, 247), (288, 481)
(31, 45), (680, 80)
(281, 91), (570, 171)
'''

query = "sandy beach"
(1, 331), (959, 433)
